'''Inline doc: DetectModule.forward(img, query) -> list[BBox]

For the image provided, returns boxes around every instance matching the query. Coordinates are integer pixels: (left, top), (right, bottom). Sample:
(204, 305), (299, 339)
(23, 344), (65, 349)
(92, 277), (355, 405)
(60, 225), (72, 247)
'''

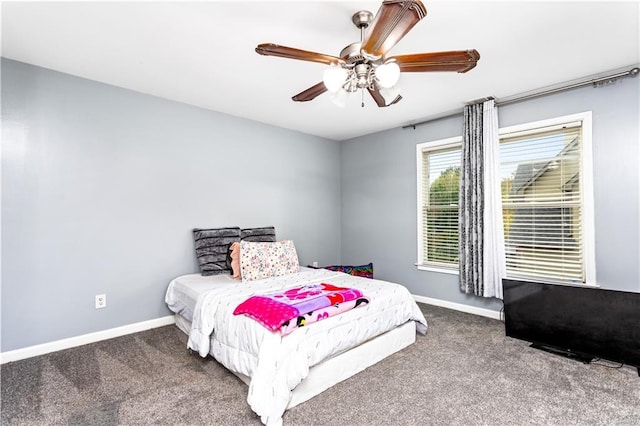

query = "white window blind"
(500, 121), (585, 283)
(420, 146), (461, 267)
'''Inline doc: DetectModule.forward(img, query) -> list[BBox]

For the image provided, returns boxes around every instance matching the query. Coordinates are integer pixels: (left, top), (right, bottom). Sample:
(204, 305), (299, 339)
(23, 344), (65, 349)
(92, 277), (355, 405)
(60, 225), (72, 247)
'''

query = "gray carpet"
(2, 304), (639, 425)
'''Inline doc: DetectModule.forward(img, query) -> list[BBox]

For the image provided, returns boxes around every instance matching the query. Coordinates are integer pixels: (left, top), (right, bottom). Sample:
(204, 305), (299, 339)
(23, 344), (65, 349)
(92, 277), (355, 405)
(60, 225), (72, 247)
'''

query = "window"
(500, 114), (594, 284)
(417, 112), (595, 285)
(416, 137), (461, 272)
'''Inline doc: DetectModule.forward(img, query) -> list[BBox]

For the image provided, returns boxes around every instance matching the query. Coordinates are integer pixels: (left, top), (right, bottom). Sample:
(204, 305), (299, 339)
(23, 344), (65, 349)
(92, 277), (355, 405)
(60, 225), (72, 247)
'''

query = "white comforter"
(167, 268), (427, 425)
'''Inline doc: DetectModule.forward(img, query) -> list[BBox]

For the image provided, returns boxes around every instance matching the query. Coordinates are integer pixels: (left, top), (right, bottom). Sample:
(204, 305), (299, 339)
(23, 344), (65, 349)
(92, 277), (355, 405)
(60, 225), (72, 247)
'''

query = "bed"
(166, 264), (427, 425)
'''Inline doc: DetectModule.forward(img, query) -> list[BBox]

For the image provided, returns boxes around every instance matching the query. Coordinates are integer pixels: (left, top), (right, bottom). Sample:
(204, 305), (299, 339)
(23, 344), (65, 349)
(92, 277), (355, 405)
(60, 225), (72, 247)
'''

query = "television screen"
(503, 279), (640, 370)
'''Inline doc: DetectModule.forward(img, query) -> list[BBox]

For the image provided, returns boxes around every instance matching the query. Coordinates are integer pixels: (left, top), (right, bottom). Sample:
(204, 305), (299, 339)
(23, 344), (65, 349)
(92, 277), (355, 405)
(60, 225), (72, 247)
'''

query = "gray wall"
(340, 74), (640, 313)
(1, 59), (342, 352)
(3, 57), (638, 353)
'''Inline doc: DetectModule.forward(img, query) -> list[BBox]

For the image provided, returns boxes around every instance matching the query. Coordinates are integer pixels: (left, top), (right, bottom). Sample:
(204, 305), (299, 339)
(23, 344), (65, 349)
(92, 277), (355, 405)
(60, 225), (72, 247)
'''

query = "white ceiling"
(2, 1), (639, 141)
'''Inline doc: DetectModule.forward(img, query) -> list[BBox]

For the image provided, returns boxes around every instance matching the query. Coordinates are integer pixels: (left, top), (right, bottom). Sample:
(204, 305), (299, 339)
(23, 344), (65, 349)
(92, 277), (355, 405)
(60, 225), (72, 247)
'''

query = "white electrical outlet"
(95, 294), (107, 309)
(312, 261), (319, 268)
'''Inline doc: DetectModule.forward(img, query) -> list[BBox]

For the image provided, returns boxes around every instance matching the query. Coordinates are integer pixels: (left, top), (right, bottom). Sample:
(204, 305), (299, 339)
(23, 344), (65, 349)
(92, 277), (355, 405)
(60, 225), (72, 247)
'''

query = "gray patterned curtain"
(459, 103), (484, 295)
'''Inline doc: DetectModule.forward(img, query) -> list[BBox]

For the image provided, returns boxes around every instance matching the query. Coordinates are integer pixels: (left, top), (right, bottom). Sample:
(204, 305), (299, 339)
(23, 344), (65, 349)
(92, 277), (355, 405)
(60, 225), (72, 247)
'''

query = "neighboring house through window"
(417, 112), (595, 285)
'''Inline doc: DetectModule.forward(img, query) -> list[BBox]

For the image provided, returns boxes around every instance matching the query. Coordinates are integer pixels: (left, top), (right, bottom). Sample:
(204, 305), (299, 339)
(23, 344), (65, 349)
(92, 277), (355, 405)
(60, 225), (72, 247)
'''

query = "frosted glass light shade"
(323, 66), (347, 93)
(375, 62), (400, 88)
(330, 88), (348, 108)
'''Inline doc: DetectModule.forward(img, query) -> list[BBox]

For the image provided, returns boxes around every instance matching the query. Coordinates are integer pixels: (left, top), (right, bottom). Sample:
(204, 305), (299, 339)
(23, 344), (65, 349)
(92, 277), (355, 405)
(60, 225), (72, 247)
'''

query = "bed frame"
(174, 314), (416, 409)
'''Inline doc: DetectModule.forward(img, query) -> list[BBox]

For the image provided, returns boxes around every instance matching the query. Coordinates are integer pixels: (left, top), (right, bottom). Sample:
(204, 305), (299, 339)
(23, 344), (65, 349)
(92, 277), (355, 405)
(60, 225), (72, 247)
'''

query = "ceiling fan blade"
(361, 0), (427, 60)
(391, 50), (480, 73)
(292, 82), (328, 102)
(256, 43), (345, 66)
(368, 85), (403, 107)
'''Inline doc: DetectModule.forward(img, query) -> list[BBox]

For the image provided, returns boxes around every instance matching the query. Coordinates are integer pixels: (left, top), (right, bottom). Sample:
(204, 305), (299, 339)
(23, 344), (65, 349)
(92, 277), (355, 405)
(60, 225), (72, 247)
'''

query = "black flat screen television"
(503, 279), (640, 375)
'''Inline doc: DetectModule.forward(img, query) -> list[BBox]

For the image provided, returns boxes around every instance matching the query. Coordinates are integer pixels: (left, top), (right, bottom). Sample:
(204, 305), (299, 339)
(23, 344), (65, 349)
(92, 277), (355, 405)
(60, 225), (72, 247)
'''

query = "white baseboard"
(413, 295), (503, 321)
(0, 315), (176, 364)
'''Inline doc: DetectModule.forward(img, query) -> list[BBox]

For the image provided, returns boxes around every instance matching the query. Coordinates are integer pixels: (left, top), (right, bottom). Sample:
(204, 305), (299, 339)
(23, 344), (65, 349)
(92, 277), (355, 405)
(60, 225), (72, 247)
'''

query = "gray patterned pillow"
(240, 226), (276, 242)
(193, 227), (240, 276)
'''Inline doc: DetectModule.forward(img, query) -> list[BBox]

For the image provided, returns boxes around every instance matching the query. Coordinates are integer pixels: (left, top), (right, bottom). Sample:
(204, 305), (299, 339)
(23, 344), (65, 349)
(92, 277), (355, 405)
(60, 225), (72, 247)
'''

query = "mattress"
(165, 271), (239, 323)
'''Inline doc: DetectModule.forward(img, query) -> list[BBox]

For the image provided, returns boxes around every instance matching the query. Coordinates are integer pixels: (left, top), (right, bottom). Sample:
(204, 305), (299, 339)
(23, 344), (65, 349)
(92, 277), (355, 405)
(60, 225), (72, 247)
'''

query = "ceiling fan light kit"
(256, 0), (480, 108)
(323, 65), (348, 93)
(375, 62), (401, 88)
(330, 88), (349, 108)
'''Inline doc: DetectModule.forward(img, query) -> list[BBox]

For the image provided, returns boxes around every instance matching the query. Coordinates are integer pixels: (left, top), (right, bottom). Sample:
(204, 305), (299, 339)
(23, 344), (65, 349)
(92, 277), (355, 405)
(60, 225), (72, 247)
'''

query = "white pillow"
(240, 240), (300, 282)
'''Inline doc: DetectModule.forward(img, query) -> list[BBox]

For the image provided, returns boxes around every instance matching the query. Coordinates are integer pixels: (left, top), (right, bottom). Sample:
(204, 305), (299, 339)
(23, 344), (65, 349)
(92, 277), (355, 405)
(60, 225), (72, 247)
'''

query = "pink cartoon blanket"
(233, 283), (369, 335)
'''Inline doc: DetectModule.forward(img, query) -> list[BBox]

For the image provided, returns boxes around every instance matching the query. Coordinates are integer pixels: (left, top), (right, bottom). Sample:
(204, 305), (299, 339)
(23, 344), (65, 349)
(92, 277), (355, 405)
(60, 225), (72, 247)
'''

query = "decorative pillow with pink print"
(240, 240), (300, 282)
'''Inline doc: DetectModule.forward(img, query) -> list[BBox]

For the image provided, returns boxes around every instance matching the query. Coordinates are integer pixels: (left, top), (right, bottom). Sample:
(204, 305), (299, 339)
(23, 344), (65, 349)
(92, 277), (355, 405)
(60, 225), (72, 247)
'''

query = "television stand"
(530, 343), (594, 364)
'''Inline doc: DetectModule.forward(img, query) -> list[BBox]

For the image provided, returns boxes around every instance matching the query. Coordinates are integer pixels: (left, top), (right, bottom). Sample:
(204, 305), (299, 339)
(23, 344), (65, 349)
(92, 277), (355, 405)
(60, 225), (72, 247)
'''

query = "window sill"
(415, 264), (459, 275)
(505, 275), (600, 288)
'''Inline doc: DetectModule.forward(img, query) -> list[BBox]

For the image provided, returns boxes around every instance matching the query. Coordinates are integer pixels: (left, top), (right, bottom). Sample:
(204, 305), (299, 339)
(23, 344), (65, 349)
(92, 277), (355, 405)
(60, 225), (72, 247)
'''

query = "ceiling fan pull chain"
(361, 90), (365, 108)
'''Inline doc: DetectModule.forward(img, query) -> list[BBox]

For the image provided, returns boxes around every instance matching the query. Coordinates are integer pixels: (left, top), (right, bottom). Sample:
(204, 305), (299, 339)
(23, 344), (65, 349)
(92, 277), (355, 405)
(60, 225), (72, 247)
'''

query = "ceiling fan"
(256, 0), (480, 108)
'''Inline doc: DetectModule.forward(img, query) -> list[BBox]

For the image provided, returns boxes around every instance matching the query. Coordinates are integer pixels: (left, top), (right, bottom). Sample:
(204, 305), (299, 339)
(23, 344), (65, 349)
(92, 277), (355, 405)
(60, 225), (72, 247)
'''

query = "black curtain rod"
(402, 66), (640, 130)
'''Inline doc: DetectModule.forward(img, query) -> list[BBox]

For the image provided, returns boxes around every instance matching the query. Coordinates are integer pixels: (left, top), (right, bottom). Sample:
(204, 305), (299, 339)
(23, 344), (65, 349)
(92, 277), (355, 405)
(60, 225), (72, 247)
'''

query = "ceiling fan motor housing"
(340, 42), (367, 65)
